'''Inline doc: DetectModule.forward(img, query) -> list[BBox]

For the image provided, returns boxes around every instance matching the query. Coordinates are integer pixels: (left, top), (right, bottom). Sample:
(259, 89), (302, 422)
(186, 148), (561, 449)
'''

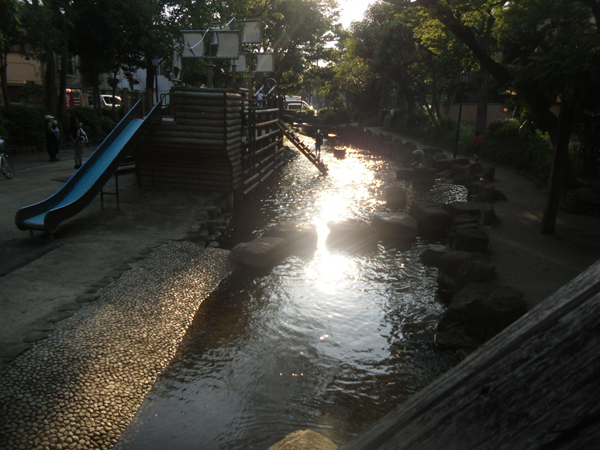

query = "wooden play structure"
(133, 87), (322, 204)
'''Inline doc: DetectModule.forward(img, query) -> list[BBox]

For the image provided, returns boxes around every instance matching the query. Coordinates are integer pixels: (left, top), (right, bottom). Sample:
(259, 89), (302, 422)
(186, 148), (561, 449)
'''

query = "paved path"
(0, 146), (228, 362)
(0, 147), (234, 449)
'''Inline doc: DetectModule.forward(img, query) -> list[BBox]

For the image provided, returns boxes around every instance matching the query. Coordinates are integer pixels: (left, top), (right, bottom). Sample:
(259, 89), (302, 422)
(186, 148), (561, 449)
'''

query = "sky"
(338, 0), (374, 28)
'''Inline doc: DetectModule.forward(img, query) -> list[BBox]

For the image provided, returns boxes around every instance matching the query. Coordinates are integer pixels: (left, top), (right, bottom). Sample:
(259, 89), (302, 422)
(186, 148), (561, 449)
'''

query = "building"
(3, 51), (172, 107)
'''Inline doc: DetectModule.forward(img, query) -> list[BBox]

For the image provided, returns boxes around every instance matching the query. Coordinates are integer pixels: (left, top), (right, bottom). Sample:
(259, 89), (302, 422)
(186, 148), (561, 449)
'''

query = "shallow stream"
(121, 137), (467, 449)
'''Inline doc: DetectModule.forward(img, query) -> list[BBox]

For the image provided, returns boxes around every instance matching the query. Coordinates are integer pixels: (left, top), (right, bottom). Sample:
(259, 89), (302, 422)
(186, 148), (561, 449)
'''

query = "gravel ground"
(0, 242), (233, 450)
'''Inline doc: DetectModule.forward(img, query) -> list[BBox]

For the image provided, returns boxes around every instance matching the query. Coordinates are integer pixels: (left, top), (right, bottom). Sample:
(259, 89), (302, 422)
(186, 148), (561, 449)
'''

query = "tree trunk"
(92, 82), (100, 116)
(540, 98), (575, 234)
(45, 54), (57, 114)
(57, 50), (68, 120)
(0, 45), (9, 106)
(475, 68), (489, 133)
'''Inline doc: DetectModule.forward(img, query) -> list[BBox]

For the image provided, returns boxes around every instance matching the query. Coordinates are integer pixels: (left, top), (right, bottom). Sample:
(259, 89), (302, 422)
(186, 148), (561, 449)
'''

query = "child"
(315, 130), (323, 158)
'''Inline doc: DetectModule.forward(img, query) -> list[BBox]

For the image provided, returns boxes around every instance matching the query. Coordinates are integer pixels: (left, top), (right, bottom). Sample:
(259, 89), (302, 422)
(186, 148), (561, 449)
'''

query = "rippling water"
(120, 137), (467, 450)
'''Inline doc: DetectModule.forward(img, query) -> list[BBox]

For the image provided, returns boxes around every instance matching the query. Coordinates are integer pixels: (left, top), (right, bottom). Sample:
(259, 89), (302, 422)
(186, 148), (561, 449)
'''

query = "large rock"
(474, 186), (496, 203)
(385, 186), (407, 210)
(326, 219), (378, 251)
(371, 212), (418, 241)
(435, 251), (495, 296)
(451, 164), (470, 184)
(482, 165), (495, 181)
(229, 237), (286, 268)
(467, 162), (484, 180)
(451, 228), (490, 253)
(269, 430), (337, 450)
(413, 167), (437, 186)
(447, 201), (498, 227)
(437, 251), (473, 278)
(419, 245), (450, 267)
(396, 168), (414, 181)
(434, 158), (452, 173)
(410, 201), (453, 233)
(438, 283), (526, 341)
(449, 157), (471, 167)
(263, 221), (318, 254)
(466, 180), (488, 197)
(453, 257), (496, 292)
(435, 330), (478, 352)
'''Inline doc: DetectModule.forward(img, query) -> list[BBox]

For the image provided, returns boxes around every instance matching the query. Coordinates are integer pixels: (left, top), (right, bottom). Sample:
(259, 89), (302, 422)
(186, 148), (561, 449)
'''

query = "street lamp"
(453, 71), (469, 159)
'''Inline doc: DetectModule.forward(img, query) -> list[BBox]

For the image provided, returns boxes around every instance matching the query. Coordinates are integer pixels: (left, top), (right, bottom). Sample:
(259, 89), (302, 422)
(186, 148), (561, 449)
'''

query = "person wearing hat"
(45, 115), (60, 162)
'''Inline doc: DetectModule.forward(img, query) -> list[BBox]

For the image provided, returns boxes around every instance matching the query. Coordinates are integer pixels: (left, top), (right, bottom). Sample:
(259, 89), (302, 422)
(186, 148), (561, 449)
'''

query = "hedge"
(0, 104), (49, 147)
(0, 104), (122, 149)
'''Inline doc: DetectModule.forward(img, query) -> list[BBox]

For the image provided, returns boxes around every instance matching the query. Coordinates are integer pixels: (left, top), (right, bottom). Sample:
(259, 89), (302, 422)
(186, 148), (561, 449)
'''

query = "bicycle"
(0, 137), (14, 179)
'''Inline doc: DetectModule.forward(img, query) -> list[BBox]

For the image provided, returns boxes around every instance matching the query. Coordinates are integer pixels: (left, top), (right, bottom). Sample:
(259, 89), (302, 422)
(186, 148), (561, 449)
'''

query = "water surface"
(118, 138), (466, 449)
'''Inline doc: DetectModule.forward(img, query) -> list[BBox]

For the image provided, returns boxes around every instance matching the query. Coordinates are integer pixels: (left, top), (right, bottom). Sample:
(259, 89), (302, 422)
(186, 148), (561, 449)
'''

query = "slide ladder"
(277, 120), (328, 174)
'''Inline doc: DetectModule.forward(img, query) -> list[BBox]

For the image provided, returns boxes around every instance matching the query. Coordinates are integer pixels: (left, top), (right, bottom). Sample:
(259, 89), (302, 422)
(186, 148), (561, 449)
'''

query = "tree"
(495, 0), (600, 233)
(17, 0), (70, 115)
(0, 0), (21, 106)
(386, 0), (600, 233)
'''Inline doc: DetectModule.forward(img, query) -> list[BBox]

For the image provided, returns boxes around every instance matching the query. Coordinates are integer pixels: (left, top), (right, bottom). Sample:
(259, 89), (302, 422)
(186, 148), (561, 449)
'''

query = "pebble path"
(0, 241), (233, 450)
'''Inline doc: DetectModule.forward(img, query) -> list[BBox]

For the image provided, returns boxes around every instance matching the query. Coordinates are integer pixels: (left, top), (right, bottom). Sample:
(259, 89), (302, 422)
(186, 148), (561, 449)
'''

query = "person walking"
(45, 115), (60, 162)
(70, 117), (84, 169)
(472, 130), (483, 162)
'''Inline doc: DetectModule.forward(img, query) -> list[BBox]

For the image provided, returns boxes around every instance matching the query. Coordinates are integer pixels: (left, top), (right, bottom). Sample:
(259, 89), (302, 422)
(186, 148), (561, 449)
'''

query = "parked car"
(90, 95), (122, 108)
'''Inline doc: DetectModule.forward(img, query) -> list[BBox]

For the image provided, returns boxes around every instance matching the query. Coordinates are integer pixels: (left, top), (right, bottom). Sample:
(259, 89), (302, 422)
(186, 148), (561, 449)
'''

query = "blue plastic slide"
(16, 100), (162, 235)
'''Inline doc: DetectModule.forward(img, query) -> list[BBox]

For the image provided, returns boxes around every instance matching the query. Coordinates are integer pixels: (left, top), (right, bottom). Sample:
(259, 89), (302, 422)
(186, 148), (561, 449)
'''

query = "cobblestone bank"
(0, 242), (233, 450)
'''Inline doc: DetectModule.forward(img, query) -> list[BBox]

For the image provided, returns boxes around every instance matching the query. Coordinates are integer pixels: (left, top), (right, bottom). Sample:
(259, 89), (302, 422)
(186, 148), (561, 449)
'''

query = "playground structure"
(15, 86), (327, 237)
(134, 87), (291, 201)
(15, 101), (162, 238)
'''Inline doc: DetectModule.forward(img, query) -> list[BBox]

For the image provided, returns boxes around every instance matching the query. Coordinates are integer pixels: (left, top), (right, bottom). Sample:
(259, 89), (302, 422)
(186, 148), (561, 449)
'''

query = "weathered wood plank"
(174, 118), (242, 127)
(175, 111), (241, 121)
(173, 97), (240, 106)
(152, 124), (242, 134)
(255, 118), (280, 128)
(147, 130), (241, 141)
(255, 129), (280, 142)
(339, 260), (600, 450)
(176, 105), (241, 114)
(171, 89), (241, 100)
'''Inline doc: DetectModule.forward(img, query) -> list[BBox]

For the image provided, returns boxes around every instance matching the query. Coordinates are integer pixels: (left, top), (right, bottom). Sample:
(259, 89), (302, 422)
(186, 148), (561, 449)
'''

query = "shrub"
(99, 115), (116, 134)
(0, 104), (48, 147)
(318, 108), (350, 125)
(284, 108), (315, 124)
(572, 143), (600, 179)
(100, 106), (124, 123)
(483, 120), (553, 180)
(321, 109), (337, 125)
